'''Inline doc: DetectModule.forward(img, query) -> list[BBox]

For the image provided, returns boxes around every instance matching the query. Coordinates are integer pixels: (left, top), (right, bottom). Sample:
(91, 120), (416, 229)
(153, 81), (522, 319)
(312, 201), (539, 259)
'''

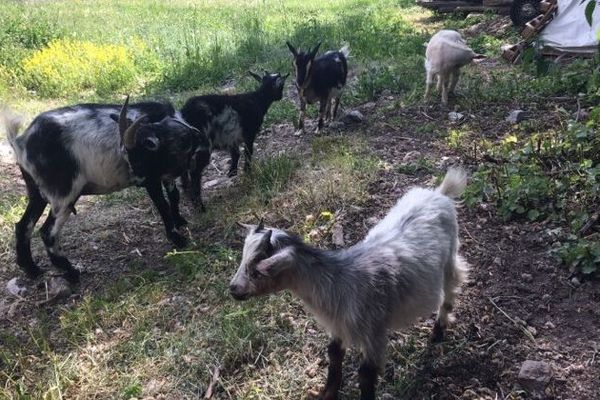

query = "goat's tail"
(339, 44), (350, 59)
(437, 167), (467, 199)
(1, 107), (24, 155)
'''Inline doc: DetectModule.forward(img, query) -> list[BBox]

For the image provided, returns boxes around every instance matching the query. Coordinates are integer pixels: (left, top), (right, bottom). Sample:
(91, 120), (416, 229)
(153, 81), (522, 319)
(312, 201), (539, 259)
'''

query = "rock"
(506, 110), (526, 124)
(402, 150), (422, 164)
(572, 109), (589, 121)
(6, 278), (28, 297)
(448, 111), (464, 123)
(544, 321), (556, 329)
(343, 110), (364, 123)
(542, 293), (551, 302)
(493, 256), (502, 266)
(366, 216), (379, 226)
(47, 277), (72, 300)
(521, 273), (533, 283)
(570, 276), (581, 287)
(328, 121), (344, 130)
(518, 360), (552, 392)
(332, 222), (345, 247)
(362, 101), (377, 109)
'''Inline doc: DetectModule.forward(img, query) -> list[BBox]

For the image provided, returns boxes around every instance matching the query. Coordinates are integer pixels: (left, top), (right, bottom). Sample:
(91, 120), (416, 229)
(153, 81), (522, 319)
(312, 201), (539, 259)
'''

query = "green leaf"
(527, 209), (541, 221)
(585, 0), (596, 27)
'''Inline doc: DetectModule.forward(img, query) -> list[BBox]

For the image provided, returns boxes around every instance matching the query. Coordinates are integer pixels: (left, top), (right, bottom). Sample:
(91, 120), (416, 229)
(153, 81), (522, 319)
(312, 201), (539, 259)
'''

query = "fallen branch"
(578, 213), (599, 237)
(204, 366), (220, 399)
(487, 296), (535, 342)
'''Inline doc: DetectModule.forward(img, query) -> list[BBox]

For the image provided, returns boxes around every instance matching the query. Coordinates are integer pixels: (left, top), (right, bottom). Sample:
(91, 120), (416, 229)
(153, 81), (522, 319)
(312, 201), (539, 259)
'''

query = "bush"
(21, 39), (158, 97)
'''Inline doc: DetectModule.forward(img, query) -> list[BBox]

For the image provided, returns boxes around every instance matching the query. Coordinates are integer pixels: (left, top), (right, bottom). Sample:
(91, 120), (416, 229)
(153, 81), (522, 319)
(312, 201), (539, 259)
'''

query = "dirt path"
(1, 91), (599, 399)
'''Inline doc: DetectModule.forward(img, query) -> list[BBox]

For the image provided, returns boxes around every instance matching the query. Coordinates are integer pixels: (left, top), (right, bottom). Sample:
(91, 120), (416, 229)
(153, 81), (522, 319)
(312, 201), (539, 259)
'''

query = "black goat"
(180, 71), (288, 209)
(4, 97), (207, 282)
(286, 41), (349, 133)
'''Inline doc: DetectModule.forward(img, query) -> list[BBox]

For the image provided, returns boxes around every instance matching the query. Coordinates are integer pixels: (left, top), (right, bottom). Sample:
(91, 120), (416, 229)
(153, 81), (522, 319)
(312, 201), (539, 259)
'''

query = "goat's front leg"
(40, 206), (79, 283)
(316, 98), (327, 133)
(145, 179), (188, 248)
(332, 96), (341, 120)
(424, 71), (435, 101)
(243, 138), (254, 173)
(163, 179), (186, 228)
(358, 336), (385, 400)
(228, 147), (241, 177)
(319, 338), (345, 400)
(298, 97), (306, 131)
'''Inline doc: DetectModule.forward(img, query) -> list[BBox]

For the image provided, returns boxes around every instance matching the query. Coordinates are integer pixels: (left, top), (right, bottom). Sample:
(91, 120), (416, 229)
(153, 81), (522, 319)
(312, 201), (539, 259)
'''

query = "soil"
(1, 80), (599, 400)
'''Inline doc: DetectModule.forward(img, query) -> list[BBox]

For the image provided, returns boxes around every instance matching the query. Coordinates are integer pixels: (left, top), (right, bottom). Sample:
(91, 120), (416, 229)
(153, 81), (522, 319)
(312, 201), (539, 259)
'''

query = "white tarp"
(539, 0), (600, 53)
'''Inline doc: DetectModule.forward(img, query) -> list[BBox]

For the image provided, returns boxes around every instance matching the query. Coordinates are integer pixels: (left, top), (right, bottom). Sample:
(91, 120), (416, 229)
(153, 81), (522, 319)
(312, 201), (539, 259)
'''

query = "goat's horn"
(122, 116), (147, 150)
(118, 95), (130, 140)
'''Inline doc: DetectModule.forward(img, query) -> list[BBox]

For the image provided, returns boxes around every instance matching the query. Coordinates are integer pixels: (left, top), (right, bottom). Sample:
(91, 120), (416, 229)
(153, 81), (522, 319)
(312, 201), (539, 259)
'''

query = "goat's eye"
(250, 269), (261, 279)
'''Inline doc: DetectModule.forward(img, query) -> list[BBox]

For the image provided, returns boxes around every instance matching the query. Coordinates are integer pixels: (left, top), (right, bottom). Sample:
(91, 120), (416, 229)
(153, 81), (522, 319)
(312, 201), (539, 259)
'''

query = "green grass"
(1, 0), (597, 398)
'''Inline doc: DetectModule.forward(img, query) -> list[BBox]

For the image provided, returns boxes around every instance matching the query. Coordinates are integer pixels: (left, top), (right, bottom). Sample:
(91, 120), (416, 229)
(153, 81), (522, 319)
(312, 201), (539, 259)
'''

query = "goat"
(3, 97), (207, 283)
(179, 71), (288, 209)
(424, 30), (477, 106)
(286, 42), (349, 133)
(229, 168), (469, 400)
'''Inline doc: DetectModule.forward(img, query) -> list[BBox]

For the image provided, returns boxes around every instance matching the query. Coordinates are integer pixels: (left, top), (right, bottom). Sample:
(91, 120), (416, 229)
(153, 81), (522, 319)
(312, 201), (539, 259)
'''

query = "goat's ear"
(256, 247), (294, 277)
(286, 41), (298, 57)
(258, 229), (273, 254)
(256, 218), (265, 232)
(309, 42), (321, 59)
(248, 71), (262, 82)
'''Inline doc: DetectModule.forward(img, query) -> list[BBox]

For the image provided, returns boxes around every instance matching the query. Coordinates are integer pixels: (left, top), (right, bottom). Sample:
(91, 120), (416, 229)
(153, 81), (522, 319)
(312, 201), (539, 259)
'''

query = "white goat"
(425, 30), (476, 106)
(229, 168), (469, 400)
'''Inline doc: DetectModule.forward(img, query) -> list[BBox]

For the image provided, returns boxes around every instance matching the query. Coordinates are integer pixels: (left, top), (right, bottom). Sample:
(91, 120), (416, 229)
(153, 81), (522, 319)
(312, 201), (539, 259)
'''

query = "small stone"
(448, 111), (464, 122)
(572, 109), (589, 121)
(493, 257), (502, 266)
(362, 101), (377, 109)
(366, 216), (379, 226)
(544, 321), (555, 329)
(402, 150), (422, 164)
(521, 273), (533, 283)
(542, 294), (551, 302)
(6, 277), (28, 297)
(570, 276), (581, 287)
(506, 110), (526, 124)
(47, 277), (72, 300)
(518, 360), (552, 392)
(332, 222), (345, 247)
(343, 110), (364, 123)
(328, 121), (344, 130)
(527, 326), (537, 336)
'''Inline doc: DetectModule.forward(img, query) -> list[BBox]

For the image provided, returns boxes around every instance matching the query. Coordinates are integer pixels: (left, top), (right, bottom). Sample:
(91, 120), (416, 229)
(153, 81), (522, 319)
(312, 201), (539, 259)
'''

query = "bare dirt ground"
(1, 87), (599, 399)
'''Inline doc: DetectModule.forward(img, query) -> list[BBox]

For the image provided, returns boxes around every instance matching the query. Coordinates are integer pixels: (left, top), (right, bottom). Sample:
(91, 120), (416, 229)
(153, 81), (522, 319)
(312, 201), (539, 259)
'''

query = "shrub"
(21, 39), (141, 97)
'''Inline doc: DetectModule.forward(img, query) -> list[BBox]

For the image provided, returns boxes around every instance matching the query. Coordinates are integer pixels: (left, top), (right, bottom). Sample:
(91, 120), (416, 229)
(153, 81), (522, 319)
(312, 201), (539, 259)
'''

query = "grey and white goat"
(229, 168), (469, 400)
(286, 42), (349, 133)
(180, 71), (288, 209)
(4, 97), (207, 282)
(424, 30), (477, 106)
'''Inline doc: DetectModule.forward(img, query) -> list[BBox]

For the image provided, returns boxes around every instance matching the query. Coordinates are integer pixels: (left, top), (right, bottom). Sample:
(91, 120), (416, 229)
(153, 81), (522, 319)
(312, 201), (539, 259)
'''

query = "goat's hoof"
(169, 232), (189, 248)
(24, 266), (44, 280)
(430, 322), (445, 343)
(63, 269), (81, 284)
(294, 129), (304, 136)
(317, 389), (338, 400)
(174, 215), (188, 228)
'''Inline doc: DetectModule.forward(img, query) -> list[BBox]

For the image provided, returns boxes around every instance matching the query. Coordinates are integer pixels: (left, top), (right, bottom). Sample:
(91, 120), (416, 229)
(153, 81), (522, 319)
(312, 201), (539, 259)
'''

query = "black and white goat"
(4, 97), (207, 282)
(286, 42), (349, 133)
(180, 71), (288, 209)
(230, 169), (469, 400)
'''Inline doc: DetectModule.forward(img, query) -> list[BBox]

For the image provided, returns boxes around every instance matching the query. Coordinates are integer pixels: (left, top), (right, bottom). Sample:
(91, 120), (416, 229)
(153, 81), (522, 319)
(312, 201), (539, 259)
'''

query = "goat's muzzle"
(229, 284), (249, 301)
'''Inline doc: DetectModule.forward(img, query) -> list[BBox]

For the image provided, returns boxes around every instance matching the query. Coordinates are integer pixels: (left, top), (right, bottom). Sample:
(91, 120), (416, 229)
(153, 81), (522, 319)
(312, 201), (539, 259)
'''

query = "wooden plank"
(482, 0), (512, 6)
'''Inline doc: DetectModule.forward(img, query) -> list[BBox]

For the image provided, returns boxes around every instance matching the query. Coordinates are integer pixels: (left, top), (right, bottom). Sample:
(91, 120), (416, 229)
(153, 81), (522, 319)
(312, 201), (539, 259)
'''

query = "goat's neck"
(254, 89), (275, 112)
(286, 242), (357, 319)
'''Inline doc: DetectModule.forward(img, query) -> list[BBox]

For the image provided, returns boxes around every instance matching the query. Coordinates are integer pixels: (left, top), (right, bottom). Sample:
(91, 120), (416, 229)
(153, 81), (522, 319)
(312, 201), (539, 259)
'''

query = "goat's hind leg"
(40, 205), (78, 283)
(15, 168), (48, 279)
(432, 254), (468, 343)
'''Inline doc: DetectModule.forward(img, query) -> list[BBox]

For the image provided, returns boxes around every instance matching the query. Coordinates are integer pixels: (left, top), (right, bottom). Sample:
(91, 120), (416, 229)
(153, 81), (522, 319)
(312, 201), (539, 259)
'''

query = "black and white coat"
(286, 42), (349, 133)
(4, 99), (206, 282)
(180, 71), (287, 209)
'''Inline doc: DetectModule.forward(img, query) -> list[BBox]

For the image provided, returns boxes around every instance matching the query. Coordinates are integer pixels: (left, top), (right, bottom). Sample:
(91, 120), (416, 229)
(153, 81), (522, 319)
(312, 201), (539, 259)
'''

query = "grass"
(1, 0), (598, 398)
